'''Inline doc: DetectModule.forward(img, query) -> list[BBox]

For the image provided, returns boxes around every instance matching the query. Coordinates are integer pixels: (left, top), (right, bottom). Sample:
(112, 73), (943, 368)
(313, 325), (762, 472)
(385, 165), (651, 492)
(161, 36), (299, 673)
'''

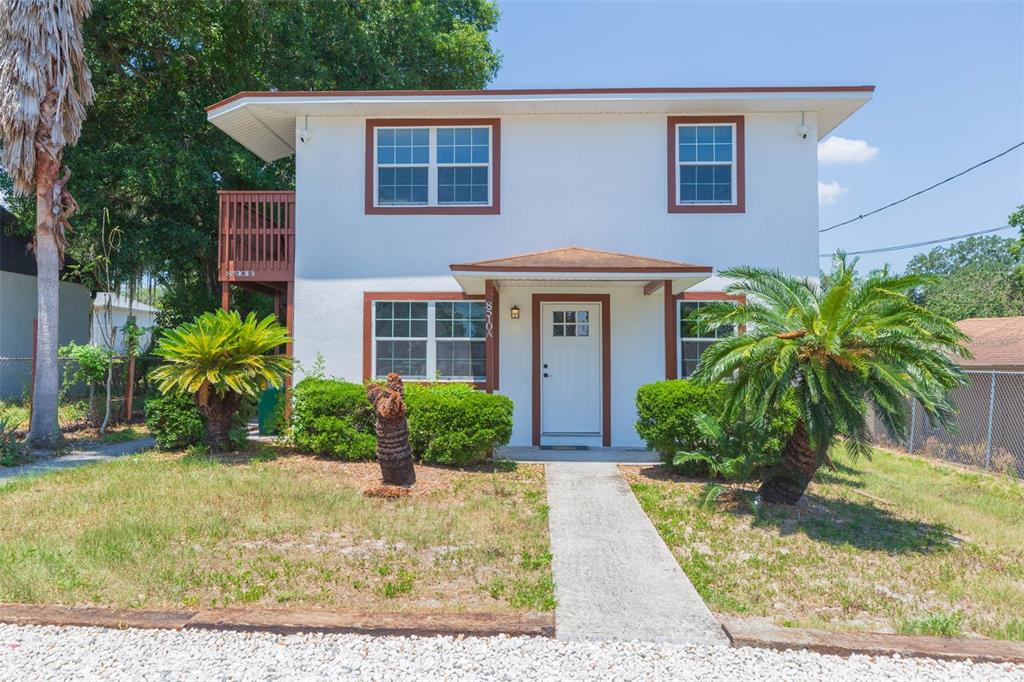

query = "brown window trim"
(362, 291), (488, 389)
(667, 115), (745, 214)
(364, 118), (501, 215)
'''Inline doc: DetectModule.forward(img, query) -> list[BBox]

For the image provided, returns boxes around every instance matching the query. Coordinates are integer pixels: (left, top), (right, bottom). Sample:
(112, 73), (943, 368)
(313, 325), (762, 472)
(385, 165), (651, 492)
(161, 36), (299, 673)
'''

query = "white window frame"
(373, 125), (494, 208)
(675, 123), (737, 206)
(678, 300), (737, 378)
(371, 300), (487, 382)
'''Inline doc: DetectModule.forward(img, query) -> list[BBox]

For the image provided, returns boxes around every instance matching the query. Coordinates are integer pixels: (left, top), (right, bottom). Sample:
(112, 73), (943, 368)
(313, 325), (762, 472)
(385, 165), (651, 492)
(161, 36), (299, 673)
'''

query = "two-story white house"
(206, 86), (873, 448)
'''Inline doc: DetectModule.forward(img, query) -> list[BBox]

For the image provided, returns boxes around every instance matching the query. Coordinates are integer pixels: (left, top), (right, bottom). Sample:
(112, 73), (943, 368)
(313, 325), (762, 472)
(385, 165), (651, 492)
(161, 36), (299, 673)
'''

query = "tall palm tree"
(691, 255), (970, 505)
(0, 0), (95, 447)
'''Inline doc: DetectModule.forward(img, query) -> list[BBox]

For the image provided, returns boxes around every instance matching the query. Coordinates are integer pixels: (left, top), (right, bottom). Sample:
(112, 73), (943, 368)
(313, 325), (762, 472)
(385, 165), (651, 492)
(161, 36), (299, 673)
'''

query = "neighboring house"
(955, 317), (1024, 371)
(206, 85), (873, 447)
(91, 293), (159, 354)
(0, 212), (92, 399)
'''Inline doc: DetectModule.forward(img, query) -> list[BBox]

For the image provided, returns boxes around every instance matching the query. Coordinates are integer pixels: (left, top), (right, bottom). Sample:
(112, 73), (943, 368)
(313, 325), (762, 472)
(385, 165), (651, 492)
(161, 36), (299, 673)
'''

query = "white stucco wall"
(0, 271), (92, 398)
(291, 111), (820, 444)
(90, 298), (159, 354)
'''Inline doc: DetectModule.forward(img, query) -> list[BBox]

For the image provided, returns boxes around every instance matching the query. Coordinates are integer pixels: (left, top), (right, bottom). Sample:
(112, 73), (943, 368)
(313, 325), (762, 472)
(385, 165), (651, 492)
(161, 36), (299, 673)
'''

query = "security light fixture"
(510, 304), (520, 320)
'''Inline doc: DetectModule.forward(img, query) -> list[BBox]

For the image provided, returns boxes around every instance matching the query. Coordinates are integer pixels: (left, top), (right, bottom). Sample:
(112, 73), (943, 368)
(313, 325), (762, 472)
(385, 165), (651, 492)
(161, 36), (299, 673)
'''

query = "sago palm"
(690, 254), (970, 505)
(151, 310), (292, 451)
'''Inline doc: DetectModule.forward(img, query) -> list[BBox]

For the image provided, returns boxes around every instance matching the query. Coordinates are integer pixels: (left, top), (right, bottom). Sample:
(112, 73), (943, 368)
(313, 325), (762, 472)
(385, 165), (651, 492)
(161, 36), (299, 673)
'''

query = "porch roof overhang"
(449, 246), (712, 295)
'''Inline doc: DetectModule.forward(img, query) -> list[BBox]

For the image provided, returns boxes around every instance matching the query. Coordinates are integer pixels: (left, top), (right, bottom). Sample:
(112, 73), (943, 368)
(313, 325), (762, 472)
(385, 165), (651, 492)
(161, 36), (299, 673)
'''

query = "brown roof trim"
(451, 246), (713, 274)
(206, 85), (876, 112)
(453, 264), (713, 273)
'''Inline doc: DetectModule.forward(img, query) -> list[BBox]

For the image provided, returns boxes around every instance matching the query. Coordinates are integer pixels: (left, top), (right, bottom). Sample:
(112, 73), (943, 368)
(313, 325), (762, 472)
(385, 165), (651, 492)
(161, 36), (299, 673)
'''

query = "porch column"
(221, 282), (230, 311)
(284, 280), (295, 420)
(484, 279), (500, 393)
(664, 280), (677, 379)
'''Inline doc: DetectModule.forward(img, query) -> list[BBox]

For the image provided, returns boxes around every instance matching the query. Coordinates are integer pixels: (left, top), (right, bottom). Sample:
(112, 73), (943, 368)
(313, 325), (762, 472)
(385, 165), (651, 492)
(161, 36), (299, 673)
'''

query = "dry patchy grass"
(624, 445), (1024, 640)
(0, 448), (553, 614)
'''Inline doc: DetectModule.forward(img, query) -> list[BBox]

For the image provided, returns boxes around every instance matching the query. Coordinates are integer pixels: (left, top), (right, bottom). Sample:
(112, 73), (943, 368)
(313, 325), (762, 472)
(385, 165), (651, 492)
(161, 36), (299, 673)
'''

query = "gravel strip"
(0, 624), (1020, 681)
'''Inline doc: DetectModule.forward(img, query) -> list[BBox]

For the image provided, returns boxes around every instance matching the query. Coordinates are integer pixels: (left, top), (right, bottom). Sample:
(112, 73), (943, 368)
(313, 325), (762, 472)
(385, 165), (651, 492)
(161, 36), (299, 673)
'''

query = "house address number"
(228, 270), (255, 277)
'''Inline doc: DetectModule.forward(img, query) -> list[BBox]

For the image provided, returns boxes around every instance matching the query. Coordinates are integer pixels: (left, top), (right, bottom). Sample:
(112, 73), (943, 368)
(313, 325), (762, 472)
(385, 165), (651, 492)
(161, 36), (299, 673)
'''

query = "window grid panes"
(677, 124), (735, 205)
(376, 128), (429, 205)
(373, 300), (487, 382)
(374, 126), (492, 207)
(678, 301), (735, 378)
(374, 301), (429, 378)
(552, 310), (590, 338)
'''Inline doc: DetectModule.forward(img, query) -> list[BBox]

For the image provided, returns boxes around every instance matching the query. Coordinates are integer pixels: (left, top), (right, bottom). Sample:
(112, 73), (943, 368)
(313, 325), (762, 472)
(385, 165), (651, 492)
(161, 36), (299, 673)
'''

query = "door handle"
(543, 372), (550, 378)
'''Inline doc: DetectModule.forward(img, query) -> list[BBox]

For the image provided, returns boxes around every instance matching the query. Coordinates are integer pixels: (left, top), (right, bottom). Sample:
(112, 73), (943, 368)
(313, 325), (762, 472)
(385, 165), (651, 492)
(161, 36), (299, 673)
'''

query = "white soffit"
(207, 88), (874, 162)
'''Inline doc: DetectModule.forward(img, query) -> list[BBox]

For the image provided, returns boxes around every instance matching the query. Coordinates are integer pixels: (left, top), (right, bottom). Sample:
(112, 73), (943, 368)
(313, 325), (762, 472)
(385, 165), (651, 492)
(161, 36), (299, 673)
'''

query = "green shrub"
(406, 383), (514, 466)
(290, 378), (513, 466)
(635, 379), (796, 477)
(145, 393), (205, 450)
(291, 378), (376, 460)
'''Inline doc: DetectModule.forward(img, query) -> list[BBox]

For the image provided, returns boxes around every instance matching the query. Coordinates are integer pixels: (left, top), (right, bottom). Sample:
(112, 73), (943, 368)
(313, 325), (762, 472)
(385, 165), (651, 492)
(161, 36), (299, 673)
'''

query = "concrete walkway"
(545, 462), (729, 645)
(0, 437), (156, 485)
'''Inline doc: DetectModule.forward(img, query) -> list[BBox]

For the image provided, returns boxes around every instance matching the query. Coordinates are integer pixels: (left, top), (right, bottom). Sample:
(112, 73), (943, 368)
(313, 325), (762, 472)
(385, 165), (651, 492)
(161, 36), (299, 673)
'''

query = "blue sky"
(489, 0), (1024, 272)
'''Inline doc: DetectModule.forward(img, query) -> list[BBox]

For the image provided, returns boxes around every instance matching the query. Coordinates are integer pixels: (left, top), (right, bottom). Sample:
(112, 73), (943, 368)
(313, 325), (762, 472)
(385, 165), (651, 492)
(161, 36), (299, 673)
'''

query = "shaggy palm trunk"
(759, 420), (823, 505)
(201, 393), (240, 452)
(366, 374), (416, 487)
(27, 160), (63, 448)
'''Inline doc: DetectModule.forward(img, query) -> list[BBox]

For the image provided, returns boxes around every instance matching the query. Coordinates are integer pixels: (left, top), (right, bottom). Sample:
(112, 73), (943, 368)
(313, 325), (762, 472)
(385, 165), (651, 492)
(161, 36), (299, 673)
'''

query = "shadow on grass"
(814, 460), (867, 488)
(746, 493), (957, 554)
(629, 463), (956, 555)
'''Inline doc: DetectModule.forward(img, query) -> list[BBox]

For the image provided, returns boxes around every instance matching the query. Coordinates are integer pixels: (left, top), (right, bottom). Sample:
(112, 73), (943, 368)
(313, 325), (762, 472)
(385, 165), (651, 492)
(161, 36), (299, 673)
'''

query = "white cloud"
(818, 181), (847, 205)
(818, 136), (879, 164)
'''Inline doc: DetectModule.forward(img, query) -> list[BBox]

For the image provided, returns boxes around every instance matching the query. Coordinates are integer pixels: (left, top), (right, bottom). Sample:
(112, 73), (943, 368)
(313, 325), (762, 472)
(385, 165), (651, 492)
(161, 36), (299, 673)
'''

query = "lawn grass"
(624, 445), (1024, 640)
(0, 448), (553, 614)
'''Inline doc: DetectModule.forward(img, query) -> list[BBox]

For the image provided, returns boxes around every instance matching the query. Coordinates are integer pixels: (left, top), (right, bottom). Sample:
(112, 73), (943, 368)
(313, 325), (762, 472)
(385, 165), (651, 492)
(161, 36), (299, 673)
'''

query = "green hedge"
(406, 383), (514, 466)
(635, 379), (796, 475)
(145, 393), (205, 450)
(291, 378), (376, 460)
(290, 378), (513, 466)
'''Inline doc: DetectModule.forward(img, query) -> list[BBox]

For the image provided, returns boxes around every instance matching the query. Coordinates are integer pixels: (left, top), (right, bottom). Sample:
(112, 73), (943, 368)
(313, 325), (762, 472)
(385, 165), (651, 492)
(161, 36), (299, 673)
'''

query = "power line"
(819, 141), (1024, 233)
(819, 224), (1014, 258)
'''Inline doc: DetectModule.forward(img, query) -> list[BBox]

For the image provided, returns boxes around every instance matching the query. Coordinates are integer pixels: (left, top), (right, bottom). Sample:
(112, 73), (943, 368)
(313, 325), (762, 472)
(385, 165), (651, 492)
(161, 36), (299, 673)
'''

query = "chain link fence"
(870, 370), (1024, 477)
(1, 355), (161, 431)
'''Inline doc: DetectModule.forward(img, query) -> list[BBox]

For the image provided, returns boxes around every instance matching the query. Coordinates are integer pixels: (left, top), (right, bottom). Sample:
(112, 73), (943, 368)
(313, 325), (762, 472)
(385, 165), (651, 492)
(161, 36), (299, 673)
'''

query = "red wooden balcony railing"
(218, 190), (295, 284)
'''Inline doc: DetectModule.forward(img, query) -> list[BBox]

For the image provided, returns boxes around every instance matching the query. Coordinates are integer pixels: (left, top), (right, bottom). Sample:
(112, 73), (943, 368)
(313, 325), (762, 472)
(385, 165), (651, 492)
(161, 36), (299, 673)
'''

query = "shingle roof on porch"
(450, 246), (711, 273)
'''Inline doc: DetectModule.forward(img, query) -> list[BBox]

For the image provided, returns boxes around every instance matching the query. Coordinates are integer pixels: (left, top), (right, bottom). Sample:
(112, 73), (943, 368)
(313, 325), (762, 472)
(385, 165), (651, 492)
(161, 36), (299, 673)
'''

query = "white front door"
(540, 303), (602, 441)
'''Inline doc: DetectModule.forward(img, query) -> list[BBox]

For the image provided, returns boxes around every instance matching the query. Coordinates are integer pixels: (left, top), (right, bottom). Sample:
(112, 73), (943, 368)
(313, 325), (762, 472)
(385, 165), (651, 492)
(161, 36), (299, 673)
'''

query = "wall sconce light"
(510, 304), (520, 320)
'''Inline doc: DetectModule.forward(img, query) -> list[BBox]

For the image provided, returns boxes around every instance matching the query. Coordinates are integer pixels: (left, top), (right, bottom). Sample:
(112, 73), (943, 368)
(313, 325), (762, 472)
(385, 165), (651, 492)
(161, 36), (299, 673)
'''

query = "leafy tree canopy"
(905, 234), (1024, 321)
(2, 0), (501, 323)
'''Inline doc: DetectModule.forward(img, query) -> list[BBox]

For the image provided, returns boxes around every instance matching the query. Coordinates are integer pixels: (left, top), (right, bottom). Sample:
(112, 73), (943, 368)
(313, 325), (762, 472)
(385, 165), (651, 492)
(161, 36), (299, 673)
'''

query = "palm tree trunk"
(759, 420), (822, 505)
(366, 375), (416, 487)
(27, 180), (63, 448)
(202, 393), (240, 452)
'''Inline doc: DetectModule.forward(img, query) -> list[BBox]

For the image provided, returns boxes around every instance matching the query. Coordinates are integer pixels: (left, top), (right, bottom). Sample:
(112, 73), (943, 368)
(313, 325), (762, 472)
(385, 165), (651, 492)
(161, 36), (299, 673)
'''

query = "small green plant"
(376, 569), (415, 598)
(898, 612), (964, 637)
(0, 416), (23, 466)
(673, 413), (762, 482)
(145, 393), (205, 450)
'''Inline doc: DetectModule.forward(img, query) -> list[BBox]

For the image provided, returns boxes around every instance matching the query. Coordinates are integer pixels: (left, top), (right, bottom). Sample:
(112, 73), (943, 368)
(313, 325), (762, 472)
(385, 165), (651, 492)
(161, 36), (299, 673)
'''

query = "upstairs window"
(668, 116), (745, 213)
(367, 119), (500, 215)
